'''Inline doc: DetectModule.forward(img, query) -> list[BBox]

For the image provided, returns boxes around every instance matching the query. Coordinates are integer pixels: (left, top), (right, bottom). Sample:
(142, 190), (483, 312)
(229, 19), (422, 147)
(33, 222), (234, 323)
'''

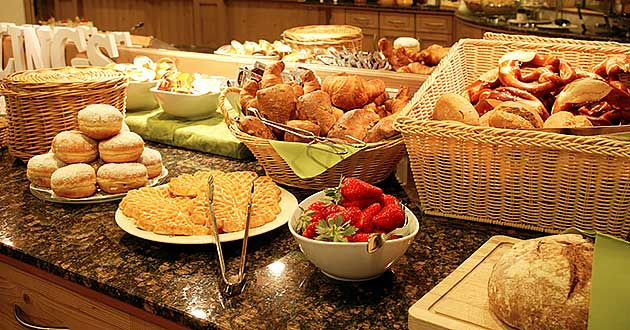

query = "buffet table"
(0, 142), (544, 329)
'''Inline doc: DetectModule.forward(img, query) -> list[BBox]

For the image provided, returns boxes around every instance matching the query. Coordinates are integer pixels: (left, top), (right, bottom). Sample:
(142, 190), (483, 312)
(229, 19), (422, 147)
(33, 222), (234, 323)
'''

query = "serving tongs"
(247, 107), (366, 155)
(207, 176), (254, 297)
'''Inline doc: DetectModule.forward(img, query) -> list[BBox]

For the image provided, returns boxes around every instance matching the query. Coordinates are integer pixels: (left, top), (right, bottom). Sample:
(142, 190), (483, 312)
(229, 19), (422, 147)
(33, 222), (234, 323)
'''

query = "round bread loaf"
(137, 147), (163, 179)
(51, 130), (99, 163)
(97, 163), (148, 194)
(77, 104), (124, 140)
(488, 234), (593, 330)
(26, 153), (66, 188)
(544, 111), (593, 129)
(50, 163), (97, 198)
(479, 101), (544, 129)
(98, 132), (144, 163)
(433, 93), (480, 126)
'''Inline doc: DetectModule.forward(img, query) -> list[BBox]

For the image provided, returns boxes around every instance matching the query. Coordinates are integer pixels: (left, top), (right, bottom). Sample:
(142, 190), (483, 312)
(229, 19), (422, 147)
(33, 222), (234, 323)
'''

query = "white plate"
(30, 167), (169, 204)
(114, 187), (298, 244)
(213, 50), (279, 60)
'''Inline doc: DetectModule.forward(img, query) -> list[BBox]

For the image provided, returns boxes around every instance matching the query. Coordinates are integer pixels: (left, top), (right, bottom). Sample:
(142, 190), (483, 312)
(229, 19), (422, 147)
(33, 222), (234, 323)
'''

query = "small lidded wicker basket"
(0, 66), (128, 160)
(282, 25), (363, 53)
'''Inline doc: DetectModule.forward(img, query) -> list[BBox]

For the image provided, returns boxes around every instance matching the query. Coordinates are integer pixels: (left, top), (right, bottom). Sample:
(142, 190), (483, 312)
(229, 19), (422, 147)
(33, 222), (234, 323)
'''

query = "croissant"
(365, 114), (399, 143)
(284, 120), (320, 143)
(240, 80), (259, 112)
(287, 82), (304, 98)
(421, 44), (449, 66)
(260, 61), (285, 89)
(327, 109), (380, 143)
(256, 83), (296, 125)
(302, 69), (321, 94)
(296, 90), (337, 136)
(321, 74), (370, 111)
(237, 116), (276, 140)
(384, 86), (411, 115)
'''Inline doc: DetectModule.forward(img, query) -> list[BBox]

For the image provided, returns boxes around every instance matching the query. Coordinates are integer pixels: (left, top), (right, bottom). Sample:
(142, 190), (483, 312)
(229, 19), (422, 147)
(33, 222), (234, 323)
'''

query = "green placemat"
(269, 140), (364, 179)
(588, 233), (630, 330)
(125, 105), (251, 160)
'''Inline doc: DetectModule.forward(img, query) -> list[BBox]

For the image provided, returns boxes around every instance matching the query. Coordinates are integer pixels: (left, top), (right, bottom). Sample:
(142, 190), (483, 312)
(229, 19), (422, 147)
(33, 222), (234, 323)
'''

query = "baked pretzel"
(497, 51), (576, 96)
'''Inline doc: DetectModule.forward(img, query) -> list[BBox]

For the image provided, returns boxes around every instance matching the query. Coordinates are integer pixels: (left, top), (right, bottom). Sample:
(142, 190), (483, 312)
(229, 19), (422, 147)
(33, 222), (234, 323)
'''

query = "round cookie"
(137, 147), (163, 178)
(26, 153), (66, 188)
(51, 130), (98, 164)
(77, 104), (124, 140)
(98, 132), (144, 163)
(97, 163), (148, 194)
(50, 163), (97, 198)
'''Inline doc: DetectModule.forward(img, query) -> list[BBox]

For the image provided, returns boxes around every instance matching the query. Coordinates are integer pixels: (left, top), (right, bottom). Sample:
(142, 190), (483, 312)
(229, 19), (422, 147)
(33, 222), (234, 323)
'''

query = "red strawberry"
(351, 233), (371, 242)
(340, 196), (382, 210)
(307, 200), (330, 213)
(357, 202), (381, 233)
(341, 178), (383, 201)
(372, 203), (405, 232)
(302, 222), (317, 239)
(322, 203), (345, 218)
(381, 194), (399, 206)
(327, 206), (361, 225)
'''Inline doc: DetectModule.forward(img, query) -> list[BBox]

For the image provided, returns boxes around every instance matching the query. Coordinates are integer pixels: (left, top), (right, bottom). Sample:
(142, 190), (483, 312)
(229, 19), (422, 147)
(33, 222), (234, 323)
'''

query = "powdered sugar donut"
(97, 163), (148, 193)
(51, 130), (98, 163)
(98, 132), (144, 163)
(26, 153), (66, 188)
(77, 104), (124, 140)
(137, 147), (163, 178)
(50, 163), (97, 198)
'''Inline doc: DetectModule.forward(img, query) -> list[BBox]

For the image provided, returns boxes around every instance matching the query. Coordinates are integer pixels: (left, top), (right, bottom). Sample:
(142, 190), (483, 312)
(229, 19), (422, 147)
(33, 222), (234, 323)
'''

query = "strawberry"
(372, 203), (405, 232)
(302, 222), (317, 239)
(341, 177), (383, 201)
(340, 196), (381, 210)
(357, 202), (381, 233)
(350, 233), (371, 242)
(322, 203), (345, 218)
(307, 200), (330, 213)
(381, 194), (399, 206)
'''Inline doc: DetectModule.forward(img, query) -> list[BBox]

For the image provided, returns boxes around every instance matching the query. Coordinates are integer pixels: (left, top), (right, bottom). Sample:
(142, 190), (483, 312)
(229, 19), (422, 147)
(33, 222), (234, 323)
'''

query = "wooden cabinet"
(345, 10), (379, 29)
(415, 12), (454, 47)
(194, 0), (227, 49)
(454, 17), (485, 41)
(0, 257), (184, 330)
(380, 12), (415, 32)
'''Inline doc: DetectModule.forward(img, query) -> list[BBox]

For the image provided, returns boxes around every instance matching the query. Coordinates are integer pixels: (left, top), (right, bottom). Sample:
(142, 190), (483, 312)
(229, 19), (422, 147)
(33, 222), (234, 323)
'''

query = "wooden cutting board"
(408, 235), (522, 330)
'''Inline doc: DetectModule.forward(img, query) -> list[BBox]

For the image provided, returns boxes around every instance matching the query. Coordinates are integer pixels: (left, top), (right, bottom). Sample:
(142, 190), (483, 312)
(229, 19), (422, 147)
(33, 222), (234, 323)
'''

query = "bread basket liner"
(393, 37), (630, 237)
(219, 87), (405, 189)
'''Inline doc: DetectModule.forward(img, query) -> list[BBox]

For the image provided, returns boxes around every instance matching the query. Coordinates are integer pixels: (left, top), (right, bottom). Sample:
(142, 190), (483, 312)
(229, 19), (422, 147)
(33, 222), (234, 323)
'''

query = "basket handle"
(218, 87), (243, 127)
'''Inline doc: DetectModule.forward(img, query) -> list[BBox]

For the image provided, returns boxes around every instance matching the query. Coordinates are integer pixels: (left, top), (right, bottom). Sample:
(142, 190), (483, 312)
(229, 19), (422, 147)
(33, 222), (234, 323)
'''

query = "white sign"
(0, 22), (133, 79)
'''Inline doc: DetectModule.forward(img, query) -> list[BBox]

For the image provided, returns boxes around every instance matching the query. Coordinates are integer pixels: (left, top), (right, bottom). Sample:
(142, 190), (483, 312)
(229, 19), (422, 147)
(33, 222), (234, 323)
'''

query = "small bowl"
(288, 191), (419, 281)
(150, 87), (220, 120)
(126, 80), (159, 111)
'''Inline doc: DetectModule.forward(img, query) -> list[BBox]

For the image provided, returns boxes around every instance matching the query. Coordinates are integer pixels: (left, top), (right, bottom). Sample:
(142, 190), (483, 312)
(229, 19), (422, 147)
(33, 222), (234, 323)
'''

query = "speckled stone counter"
(0, 143), (544, 329)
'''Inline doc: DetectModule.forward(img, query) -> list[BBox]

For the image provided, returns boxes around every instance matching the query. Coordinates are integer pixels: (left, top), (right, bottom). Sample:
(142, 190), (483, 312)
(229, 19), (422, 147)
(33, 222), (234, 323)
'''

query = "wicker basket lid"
(282, 25), (362, 43)
(3, 66), (127, 90)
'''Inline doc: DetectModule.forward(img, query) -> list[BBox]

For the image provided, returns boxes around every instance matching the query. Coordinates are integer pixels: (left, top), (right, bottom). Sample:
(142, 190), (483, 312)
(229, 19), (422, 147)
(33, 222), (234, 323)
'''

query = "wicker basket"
(0, 66), (128, 160)
(395, 37), (630, 237)
(219, 87), (406, 190)
(282, 25), (363, 53)
(483, 32), (630, 47)
(0, 116), (7, 149)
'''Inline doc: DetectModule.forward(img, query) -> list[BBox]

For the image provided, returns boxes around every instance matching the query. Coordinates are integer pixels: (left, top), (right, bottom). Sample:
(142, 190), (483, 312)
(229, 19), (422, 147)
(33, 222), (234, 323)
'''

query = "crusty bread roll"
(433, 93), (480, 126)
(544, 111), (593, 129)
(479, 101), (544, 129)
(488, 234), (593, 330)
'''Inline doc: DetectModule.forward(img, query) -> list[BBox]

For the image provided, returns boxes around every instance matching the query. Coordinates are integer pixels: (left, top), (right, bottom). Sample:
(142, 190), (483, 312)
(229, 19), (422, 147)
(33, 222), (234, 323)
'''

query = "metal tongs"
(207, 176), (254, 297)
(247, 107), (366, 155)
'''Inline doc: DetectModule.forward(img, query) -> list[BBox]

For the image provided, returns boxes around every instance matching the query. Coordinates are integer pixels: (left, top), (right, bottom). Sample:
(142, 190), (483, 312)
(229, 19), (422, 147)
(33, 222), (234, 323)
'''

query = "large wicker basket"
(395, 37), (630, 237)
(282, 25), (363, 53)
(219, 87), (406, 190)
(0, 66), (128, 160)
(0, 116), (7, 149)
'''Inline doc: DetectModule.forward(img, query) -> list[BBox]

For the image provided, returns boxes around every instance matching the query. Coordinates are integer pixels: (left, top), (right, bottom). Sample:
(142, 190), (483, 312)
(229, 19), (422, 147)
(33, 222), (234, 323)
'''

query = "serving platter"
(408, 235), (521, 330)
(213, 50), (279, 61)
(30, 167), (169, 204)
(114, 187), (298, 244)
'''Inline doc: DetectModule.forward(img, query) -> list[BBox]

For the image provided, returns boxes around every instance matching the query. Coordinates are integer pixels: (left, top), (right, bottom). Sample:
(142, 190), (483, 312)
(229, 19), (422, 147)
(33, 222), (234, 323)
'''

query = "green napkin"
(588, 233), (630, 330)
(125, 106), (251, 159)
(268, 140), (364, 179)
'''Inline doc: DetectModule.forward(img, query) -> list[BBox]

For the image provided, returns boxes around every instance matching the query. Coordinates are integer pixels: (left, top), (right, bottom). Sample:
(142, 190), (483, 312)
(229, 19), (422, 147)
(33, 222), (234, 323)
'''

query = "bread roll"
(433, 93), (479, 125)
(544, 111), (594, 128)
(480, 101), (544, 129)
(488, 234), (593, 330)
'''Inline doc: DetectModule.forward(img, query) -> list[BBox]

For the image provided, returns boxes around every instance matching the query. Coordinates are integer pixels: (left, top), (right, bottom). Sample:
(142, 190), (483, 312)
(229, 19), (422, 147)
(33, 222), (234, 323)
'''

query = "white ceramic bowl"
(288, 191), (419, 281)
(126, 80), (159, 111)
(150, 87), (220, 120)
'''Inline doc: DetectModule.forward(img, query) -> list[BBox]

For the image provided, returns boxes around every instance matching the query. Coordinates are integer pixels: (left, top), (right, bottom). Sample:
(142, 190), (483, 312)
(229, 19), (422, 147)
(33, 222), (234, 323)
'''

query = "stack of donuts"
(26, 104), (164, 198)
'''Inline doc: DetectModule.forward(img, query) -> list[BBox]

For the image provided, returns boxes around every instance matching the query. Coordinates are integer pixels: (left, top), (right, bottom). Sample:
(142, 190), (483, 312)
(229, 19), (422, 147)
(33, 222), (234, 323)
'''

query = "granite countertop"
(0, 143), (544, 329)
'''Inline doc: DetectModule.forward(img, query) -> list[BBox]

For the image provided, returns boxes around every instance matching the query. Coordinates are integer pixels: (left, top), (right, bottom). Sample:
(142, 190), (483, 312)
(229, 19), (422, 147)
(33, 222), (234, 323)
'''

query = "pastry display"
(50, 164), (98, 198)
(77, 104), (124, 140)
(157, 71), (224, 95)
(108, 56), (177, 82)
(98, 132), (145, 163)
(215, 39), (292, 58)
(119, 170), (282, 236)
(378, 38), (449, 74)
(431, 51), (630, 128)
(488, 234), (593, 330)
(236, 61), (411, 143)
(26, 104), (165, 200)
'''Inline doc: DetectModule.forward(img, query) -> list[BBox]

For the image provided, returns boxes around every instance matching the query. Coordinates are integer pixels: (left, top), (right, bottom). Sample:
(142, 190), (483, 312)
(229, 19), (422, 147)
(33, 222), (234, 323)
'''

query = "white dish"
(150, 87), (220, 120)
(126, 80), (159, 111)
(114, 187), (298, 244)
(30, 167), (168, 204)
(213, 50), (279, 60)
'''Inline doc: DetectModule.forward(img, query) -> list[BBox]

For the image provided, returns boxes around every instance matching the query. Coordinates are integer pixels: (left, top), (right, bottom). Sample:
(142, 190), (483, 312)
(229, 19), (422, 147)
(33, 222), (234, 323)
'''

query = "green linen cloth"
(268, 140), (364, 179)
(588, 233), (630, 330)
(125, 106), (251, 160)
